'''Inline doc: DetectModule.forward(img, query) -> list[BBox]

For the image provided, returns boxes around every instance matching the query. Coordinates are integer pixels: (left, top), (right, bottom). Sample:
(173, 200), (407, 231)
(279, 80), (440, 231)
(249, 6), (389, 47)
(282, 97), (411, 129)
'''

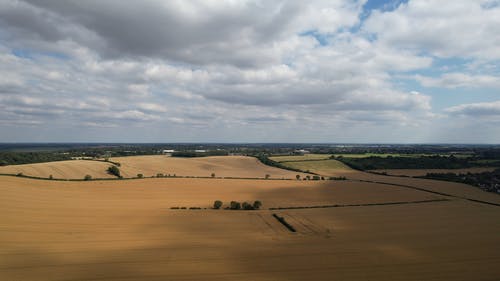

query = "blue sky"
(0, 0), (499, 143)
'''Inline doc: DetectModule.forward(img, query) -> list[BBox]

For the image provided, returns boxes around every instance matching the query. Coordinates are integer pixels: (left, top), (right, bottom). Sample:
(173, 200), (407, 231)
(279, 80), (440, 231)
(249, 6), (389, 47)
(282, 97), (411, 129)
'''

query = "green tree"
(213, 200), (223, 209)
(296, 174), (301, 180)
(253, 200), (262, 210)
(84, 174), (92, 181)
(230, 201), (241, 210)
(211, 172), (215, 178)
(137, 173), (143, 178)
(242, 202), (254, 210)
(107, 165), (121, 177)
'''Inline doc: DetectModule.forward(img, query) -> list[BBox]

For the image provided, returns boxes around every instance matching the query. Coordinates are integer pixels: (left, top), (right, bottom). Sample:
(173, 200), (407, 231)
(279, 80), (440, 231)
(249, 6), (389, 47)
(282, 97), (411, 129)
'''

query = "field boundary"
(357, 179), (500, 207)
(268, 198), (451, 210)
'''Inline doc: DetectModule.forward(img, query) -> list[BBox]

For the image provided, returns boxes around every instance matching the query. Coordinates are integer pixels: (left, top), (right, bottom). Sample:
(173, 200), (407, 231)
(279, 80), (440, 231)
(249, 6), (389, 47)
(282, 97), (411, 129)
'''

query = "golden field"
(0, 156), (309, 180)
(111, 155), (309, 179)
(1, 156), (499, 280)
(0, 160), (116, 179)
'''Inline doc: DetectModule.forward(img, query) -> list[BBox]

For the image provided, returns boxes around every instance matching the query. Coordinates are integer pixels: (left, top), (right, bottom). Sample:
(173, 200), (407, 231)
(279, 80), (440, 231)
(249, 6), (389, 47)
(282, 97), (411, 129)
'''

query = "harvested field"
(370, 167), (498, 177)
(0, 160), (116, 179)
(278, 159), (500, 204)
(278, 159), (352, 175)
(112, 155), (308, 179)
(1, 176), (499, 280)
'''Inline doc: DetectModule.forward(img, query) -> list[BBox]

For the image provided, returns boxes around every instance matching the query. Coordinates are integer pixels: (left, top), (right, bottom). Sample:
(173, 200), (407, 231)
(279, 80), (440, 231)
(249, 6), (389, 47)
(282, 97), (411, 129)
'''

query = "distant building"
(162, 149), (175, 154)
(293, 149), (310, 155)
(195, 150), (207, 153)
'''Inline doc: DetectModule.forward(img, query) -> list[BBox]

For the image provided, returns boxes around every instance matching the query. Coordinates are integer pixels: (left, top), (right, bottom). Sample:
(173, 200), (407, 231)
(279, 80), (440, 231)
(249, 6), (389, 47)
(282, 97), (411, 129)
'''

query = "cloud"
(446, 100), (500, 116)
(363, 0), (500, 60)
(415, 73), (500, 88)
(0, 0), (498, 142)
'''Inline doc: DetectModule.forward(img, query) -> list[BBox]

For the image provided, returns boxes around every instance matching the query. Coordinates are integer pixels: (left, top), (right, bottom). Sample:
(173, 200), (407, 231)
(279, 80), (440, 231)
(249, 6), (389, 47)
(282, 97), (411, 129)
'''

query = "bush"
(230, 201), (241, 210)
(312, 175), (321, 180)
(156, 173), (164, 178)
(84, 174), (92, 181)
(242, 202), (254, 210)
(107, 166), (121, 177)
(296, 174), (301, 180)
(49, 175), (53, 180)
(213, 200), (223, 209)
(265, 174), (270, 179)
(137, 173), (143, 178)
(253, 200), (262, 210)
(211, 173), (215, 178)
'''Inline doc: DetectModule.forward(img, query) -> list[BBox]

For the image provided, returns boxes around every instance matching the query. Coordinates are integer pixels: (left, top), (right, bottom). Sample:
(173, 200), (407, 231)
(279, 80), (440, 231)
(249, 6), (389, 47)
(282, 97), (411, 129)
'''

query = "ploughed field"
(1, 156), (499, 280)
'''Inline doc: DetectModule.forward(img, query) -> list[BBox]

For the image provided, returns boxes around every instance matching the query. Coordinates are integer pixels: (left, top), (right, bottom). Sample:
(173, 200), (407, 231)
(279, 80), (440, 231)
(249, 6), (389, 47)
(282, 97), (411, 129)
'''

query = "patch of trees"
(215, 200), (262, 210)
(0, 152), (72, 166)
(335, 155), (482, 170)
(421, 169), (500, 193)
(107, 166), (121, 178)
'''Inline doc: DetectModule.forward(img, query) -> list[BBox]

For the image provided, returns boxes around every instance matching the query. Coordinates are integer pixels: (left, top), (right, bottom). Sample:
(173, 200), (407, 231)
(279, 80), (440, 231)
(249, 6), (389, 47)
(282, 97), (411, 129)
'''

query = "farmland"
(0, 156), (309, 180)
(1, 153), (499, 280)
(370, 167), (498, 177)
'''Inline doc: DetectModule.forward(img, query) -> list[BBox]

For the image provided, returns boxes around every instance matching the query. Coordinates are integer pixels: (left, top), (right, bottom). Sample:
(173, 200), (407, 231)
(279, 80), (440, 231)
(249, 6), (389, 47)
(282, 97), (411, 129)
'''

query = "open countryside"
(1, 145), (500, 281)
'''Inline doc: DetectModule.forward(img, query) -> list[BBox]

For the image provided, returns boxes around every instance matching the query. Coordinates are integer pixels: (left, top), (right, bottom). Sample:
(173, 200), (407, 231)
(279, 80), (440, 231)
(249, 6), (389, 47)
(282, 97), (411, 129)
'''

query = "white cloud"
(416, 73), (500, 88)
(363, 0), (500, 60)
(446, 100), (500, 116)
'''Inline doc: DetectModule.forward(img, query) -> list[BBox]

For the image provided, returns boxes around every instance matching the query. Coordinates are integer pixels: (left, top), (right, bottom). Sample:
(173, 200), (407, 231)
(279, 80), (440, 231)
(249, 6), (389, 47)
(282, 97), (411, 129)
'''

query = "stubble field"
(1, 156), (499, 280)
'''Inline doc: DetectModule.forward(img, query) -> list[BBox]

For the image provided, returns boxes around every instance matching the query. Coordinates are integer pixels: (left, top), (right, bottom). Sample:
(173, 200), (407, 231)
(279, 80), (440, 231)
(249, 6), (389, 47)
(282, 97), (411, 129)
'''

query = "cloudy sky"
(0, 0), (499, 143)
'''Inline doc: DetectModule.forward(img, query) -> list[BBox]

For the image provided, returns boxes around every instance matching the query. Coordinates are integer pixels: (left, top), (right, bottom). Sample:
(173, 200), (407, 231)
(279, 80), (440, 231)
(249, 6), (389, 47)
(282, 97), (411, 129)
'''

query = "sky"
(0, 0), (499, 143)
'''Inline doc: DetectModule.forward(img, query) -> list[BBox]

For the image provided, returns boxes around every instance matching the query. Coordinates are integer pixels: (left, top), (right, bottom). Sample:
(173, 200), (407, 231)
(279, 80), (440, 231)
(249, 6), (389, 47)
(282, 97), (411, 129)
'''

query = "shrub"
(137, 173), (143, 178)
(242, 202), (254, 210)
(211, 173), (215, 178)
(296, 174), (301, 180)
(84, 174), (92, 181)
(265, 174), (270, 179)
(213, 200), (223, 209)
(230, 201), (241, 210)
(312, 175), (321, 180)
(107, 166), (121, 177)
(49, 175), (53, 180)
(253, 200), (262, 210)
(156, 173), (164, 178)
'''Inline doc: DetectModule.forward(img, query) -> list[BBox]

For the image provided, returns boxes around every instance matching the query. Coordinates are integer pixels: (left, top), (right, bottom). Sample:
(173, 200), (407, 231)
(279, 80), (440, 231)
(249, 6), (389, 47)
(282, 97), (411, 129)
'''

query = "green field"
(270, 154), (332, 162)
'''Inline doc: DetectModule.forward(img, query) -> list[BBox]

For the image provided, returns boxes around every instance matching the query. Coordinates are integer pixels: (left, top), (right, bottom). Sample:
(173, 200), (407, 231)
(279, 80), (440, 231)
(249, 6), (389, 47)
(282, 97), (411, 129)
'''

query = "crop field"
(370, 167), (498, 177)
(1, 156), (499, 280)
(0, 160), (116, 179)
(111, 155), (308, 179)
(0, 156), (308, 180)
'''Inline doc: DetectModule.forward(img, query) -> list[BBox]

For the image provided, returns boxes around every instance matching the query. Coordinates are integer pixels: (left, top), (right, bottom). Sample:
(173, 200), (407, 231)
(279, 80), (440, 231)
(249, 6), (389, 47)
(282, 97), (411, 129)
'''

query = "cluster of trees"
(213, 200), (262, 210)
(335, 155), (481, 170)
(0, 152), (71, 166)
(422, 169), (500, 193)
